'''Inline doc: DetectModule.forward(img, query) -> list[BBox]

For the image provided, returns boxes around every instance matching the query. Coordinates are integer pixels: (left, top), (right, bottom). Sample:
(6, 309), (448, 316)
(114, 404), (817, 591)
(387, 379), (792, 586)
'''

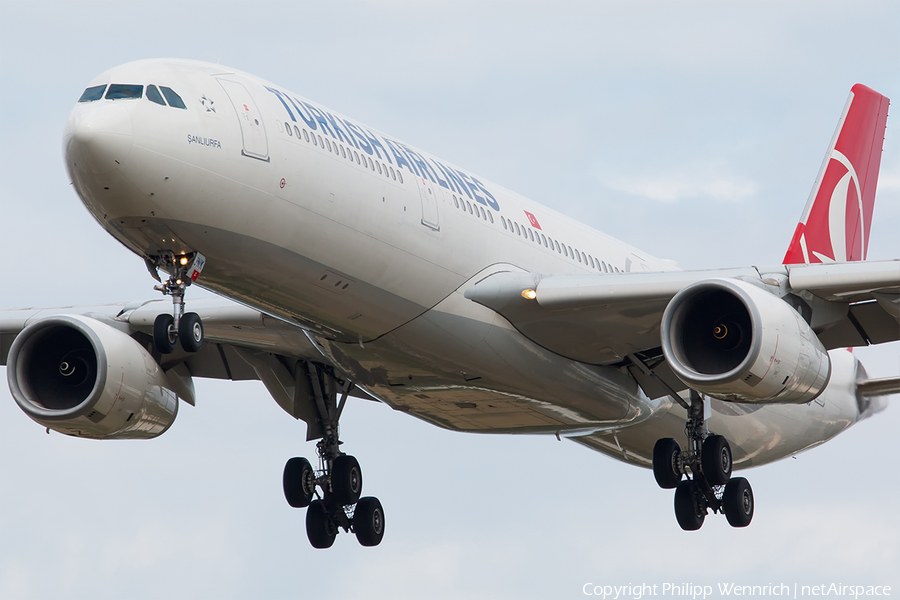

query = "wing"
(464, 260), (900, 398)
(1, 296), (379, 434)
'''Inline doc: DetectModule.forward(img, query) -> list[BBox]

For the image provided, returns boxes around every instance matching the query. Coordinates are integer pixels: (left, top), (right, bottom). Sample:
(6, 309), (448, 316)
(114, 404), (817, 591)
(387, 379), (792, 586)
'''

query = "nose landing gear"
(652, 390), (754, 530)
(148, 252), (206, 354)
(282, 363), (385, 548)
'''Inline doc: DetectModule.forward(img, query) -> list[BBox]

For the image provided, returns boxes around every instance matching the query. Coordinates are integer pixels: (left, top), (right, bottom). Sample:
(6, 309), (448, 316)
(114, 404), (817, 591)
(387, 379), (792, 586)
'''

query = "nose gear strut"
(148, 252), (206, 354)
(652, 390), (754, 530)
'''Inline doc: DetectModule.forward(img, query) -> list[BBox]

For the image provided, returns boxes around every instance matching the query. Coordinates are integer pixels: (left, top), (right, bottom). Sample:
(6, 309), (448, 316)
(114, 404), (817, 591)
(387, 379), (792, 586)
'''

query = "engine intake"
(661, 279), (831, 403)
(7, 315), (178, 439)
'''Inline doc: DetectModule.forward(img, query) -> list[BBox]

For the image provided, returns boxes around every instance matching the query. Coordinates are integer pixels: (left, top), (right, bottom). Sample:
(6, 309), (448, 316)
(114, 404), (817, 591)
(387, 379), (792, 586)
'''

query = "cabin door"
(218, 79), (269, 162)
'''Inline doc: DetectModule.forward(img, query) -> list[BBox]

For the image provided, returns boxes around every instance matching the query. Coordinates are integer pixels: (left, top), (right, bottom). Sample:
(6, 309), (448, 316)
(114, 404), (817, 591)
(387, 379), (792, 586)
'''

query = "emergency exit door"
(416, 177), (440, 230)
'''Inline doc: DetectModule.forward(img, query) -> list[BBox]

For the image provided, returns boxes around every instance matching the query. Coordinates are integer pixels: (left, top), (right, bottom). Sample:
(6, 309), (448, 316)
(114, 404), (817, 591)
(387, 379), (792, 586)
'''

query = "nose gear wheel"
(148, 252), (206, 354)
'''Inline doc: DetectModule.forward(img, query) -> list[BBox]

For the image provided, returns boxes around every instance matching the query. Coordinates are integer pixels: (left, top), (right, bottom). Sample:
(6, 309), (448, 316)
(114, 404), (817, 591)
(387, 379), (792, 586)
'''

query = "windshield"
(78, 85), (107, 102)
(105, 84), (143, 100)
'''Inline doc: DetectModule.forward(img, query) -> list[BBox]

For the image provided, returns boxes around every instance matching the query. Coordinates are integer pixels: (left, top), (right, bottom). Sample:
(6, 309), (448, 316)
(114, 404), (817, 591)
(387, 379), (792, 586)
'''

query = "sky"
(1, 1), (899, 598)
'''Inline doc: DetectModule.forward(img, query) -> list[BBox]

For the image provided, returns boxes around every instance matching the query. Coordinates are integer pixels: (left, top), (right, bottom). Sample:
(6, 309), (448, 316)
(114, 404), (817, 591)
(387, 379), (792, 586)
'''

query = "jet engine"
(661, 278), (831, 403)
(6, 315), (178, 439)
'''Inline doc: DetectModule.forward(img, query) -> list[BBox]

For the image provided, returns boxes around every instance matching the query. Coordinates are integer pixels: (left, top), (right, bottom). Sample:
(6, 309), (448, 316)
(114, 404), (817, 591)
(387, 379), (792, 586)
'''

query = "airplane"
(2, 59), (898, 549)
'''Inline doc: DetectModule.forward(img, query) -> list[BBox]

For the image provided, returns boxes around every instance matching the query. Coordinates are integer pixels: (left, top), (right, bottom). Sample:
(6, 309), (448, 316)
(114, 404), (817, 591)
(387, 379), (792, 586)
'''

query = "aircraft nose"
(64, 104), (134, 174)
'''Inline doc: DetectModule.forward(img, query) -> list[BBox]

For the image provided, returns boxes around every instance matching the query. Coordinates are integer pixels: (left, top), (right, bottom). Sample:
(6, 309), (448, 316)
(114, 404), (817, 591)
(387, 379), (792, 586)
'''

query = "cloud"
(600, 166), (760, 203)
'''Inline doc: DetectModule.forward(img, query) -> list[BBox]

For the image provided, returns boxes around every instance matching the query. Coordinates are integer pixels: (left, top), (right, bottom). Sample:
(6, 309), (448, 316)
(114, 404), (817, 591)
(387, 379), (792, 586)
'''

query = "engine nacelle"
(661, 279), (831, 403)
(6, 315), (178, 439)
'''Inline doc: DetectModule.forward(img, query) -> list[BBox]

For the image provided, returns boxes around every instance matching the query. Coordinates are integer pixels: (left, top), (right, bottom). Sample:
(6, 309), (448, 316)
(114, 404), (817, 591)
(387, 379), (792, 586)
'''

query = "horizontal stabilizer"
(857, 377), (900, 398)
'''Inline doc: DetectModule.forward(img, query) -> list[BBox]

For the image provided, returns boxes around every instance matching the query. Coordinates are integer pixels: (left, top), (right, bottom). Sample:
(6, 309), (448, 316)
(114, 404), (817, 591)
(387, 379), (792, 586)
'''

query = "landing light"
(179, 256), (189, 266)
(521, 289), (537, 300)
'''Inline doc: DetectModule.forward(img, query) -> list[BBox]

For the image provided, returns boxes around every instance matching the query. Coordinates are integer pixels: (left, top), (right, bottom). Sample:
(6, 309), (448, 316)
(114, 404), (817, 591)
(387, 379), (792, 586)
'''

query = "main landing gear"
(282, 363), (384, 549)
(148, 252), (206, 355)
(652, 390), (754, 530)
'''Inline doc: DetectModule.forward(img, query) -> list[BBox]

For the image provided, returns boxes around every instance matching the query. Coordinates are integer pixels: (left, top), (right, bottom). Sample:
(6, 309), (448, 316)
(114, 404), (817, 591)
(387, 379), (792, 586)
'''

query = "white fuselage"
(63, 59), (872, 469)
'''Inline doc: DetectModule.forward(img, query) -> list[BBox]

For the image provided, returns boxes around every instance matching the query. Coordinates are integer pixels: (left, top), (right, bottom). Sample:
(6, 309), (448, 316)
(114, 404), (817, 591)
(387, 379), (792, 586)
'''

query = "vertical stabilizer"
(783, 85), (890, 264)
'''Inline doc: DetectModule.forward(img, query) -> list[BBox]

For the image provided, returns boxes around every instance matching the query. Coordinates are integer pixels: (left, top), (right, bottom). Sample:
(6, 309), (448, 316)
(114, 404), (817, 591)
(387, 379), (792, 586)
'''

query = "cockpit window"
(146, 85), (166, 106)
(160, 86), (186, 109)
(106, 84), (143, 100)
(78, 85), (107, 102)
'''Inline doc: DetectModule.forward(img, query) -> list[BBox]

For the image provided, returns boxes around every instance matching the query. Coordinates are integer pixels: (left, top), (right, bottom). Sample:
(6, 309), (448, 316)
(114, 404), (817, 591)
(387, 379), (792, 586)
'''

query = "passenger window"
(576, 250), (582, 263)
(376, 162), (382, 175)
(515, 222), (521, 235)
(313, 135), (318, 147)
(541, 234), (547, 247)
(146, 85), (166, 106)
(303, 130), (310, 142)
(480, 207), (486, 220)
(159, 86), (186, 109)
(370, 158), (375, 171)
(488, 212), (493, 224)
(340, 146), (346, 158)
(286, 123), (293, 136)
(354, 151), (360, 163)
(398, 172), (403, 183)
(568, 246), (574, 259)
(467, 201), (473, 214)
(528, 229), (534, 242)
(295, 126), (301, 138)
(453, 195), (459, 209)
(106, 84), (143, 100)
(390, 167), (396, 180)
(501, 216), (507, 230)
(589, 255), (595, 268)
(78, 84), (107, 102)
(326, 138), (332, 151)
(562, 244), (568, 257)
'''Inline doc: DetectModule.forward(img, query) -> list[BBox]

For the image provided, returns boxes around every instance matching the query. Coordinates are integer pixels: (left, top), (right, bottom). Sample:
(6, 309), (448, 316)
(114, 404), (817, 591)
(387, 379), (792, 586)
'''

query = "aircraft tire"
(152, 314), (177, 354)
(701, 434), (732, 486)
(674, 480), (705, 531)
(178, 312), (203, 352)
(652, 438), (683, 489)
(283, 457), (315, 508)
(723, 477), (754, 527)
(353, 496), (385, 547)
(331, 455), (362, 506)
(306, 500), (337, 549)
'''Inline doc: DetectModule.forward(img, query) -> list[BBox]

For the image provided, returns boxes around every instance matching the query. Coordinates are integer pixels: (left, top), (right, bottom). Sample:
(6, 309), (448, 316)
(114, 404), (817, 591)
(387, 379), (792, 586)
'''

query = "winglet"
(783, 84), (890, 264)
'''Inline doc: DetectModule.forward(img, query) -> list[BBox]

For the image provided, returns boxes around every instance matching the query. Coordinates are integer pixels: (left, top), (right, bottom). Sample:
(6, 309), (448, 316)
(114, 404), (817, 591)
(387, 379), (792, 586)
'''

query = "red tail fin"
(783, 84), (890, 264)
